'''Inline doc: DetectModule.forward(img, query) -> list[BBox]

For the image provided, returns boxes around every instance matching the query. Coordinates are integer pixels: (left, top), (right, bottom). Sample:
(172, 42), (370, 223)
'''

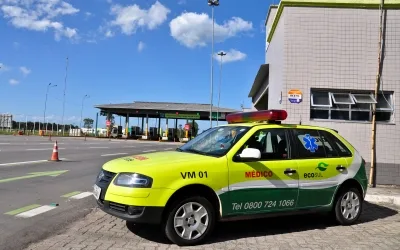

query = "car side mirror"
(237, 148), (261, 161)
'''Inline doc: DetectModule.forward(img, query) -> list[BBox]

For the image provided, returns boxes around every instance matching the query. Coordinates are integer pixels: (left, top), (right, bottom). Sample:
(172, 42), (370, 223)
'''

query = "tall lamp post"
(44, 83), (57, 131)
(80, 94), (90, 129)
(61, 57), (69, 136)
(216, 51), (226, 126)
(208, 0), (219, 128)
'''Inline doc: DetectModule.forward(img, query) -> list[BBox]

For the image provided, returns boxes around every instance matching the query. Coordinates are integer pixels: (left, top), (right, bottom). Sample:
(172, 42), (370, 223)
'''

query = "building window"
(310, 89), (394, 123)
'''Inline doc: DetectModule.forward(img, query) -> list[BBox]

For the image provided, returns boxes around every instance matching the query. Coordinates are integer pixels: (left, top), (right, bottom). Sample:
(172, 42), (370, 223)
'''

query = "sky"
(0, 0), (276, 132)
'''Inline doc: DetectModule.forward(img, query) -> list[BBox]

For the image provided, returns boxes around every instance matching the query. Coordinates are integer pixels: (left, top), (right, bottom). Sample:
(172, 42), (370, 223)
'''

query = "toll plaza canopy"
(94, 101), (240, 121)
(93, 101), (241, 140)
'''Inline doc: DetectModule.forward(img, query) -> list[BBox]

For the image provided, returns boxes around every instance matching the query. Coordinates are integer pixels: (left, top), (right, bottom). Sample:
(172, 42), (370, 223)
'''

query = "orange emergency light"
(226, 109), (288, 124)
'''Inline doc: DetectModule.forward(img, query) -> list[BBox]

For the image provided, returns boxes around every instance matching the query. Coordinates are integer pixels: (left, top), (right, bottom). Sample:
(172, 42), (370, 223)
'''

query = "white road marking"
(101, 153), (128, 157)
(123, 146), (136, 148)
(16, 205), (57, 218)
(164, 148), (174, 150)
(69, 192), (93, 199)
(0, 158), (67, 166)
(0, 143), (10, 145)
(89, 146), (109, 149)
(0, 160), (47, 166)
(142, 150), (156, 153)
(26, 148), (66, 151)
(39, 142), (65, 145)
(85, 143), (100, 145)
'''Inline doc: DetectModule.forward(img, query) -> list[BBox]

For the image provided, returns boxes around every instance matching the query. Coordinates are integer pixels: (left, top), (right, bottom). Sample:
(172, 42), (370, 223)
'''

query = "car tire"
(334, 187), (363, 225)
(164, 196), (215, 246)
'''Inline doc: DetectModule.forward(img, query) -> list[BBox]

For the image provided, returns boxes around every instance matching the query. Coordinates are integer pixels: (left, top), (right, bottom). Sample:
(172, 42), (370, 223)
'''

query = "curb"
(365, 194), (400, 207)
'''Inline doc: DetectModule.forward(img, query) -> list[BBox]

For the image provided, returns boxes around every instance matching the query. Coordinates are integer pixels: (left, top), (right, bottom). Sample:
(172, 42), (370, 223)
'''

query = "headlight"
(113, 173), (153, 188)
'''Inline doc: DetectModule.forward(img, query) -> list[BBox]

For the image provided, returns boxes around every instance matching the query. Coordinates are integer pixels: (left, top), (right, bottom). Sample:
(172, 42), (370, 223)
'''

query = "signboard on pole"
(106, 120), (111, 126)
(184, 124), (191, 131)
(161, 113), (200, 119)
(0, 114), (13, 128)
(209, 112), (225, 119)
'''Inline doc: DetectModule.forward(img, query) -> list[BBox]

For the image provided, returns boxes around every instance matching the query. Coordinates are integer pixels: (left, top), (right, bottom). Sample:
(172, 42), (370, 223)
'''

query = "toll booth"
(130, 126), (140, 136)
(168, 128), (177, 141)
(149, 127), (158, 139)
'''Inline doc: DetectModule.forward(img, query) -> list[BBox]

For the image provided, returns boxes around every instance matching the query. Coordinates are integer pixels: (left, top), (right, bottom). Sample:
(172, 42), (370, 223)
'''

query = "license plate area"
(93, 184), (101, 200)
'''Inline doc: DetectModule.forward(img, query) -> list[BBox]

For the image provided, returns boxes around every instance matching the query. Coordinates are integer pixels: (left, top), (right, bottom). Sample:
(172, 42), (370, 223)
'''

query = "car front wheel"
(334, 187), (363, 225)
(164, 196), (215, 246)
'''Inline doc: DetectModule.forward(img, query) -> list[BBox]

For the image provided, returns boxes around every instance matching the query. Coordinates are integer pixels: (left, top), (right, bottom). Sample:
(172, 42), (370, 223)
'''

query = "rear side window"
(322, 131), (353, 157)
(291, 129), (338, 159)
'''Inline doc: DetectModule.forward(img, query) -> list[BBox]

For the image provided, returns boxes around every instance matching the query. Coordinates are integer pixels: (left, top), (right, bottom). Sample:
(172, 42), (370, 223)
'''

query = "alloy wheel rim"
(340, 191), (360, 220)
(173, 202), (209, 240)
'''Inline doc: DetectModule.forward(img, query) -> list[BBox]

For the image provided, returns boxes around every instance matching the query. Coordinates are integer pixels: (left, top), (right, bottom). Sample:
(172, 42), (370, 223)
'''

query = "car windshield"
(177, 126), (250, 157)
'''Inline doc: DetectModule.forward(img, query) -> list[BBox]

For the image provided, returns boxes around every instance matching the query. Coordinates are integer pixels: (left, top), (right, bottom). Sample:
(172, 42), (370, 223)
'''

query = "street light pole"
(43, 83), (57, 131)
(208, 0), (219, 128)
(216, 51), (226, 126)
(61, 57), (69, 136)
(80, 94), (90, 129)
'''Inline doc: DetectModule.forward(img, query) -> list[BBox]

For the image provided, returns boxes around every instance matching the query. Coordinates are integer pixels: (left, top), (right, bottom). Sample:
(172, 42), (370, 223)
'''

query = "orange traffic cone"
(50, 141), (60, 161)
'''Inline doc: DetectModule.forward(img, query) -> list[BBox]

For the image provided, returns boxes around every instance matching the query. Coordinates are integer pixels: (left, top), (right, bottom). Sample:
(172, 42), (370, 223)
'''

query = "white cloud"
(9, 78), (19, 85)
(169, 12), (253, 48)
(19, 66), (31, 75)
(259, 20), (265, 33)
(105, 29), (114, 37)
(0, 0), (80, 41)
(137, 41), (145, 52)
(66, 115), (80, 122)
(0, 62), (10, 71)
(107, 1), (170, 36)
(213, 49), (247, 64)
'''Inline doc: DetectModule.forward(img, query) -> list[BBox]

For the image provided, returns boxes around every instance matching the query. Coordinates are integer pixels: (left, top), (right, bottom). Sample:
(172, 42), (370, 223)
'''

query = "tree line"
(10, 121), (79, 131)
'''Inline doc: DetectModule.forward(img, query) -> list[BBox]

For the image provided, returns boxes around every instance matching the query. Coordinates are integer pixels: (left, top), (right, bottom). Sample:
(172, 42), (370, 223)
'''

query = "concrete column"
(141, 117), (144, 135)
(145, 114), (149, 137)
(192, 120), (195, 139)
(125, 113), (129, 138)
(158, 117), (161, 138)
(106, 112), (111, 137)
(165, 119), (168, 137)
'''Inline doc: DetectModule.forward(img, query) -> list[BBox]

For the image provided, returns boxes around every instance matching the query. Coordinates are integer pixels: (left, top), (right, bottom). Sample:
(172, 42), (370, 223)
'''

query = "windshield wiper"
(185, 148), (213, 156)
(176, 148), (183, 152)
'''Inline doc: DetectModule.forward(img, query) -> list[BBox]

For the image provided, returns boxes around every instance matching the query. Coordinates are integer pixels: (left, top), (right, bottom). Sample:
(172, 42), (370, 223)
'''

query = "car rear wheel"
(164, 196), (215, 246)
(334, 187), (362, 225)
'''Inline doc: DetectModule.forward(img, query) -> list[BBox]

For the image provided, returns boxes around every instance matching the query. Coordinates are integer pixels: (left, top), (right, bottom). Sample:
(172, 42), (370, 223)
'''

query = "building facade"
(248, 0), (400, 185)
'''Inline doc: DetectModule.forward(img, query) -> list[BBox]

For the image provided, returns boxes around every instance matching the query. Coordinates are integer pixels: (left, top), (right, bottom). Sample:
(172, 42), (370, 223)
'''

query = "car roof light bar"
(226, 110), (288, 124)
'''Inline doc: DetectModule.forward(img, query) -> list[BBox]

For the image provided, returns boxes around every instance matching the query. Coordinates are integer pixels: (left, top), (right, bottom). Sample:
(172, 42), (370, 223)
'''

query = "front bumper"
(94, 169), (165, 224)
(96, 198), (163, 224)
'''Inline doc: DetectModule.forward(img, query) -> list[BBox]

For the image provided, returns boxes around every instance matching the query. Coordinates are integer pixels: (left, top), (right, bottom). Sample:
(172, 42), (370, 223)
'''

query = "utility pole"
(44, 83), (57, 131)
(80, 94), (90, 129)
(208, 0), (219, 128)
(369, 0), (385, 187)
(216, 51), (226, 126)
(61, 57), (69, 136)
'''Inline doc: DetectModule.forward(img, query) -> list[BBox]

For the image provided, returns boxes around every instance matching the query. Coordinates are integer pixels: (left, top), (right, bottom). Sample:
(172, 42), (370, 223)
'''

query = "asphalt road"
(0, 135), (180, 250)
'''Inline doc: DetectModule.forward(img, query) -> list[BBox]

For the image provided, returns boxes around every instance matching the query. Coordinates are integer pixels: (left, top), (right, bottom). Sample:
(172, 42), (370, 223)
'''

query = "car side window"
(322, 131), (353, 157)
(239, 128), (289, 160)
(291, 129), (338, 159)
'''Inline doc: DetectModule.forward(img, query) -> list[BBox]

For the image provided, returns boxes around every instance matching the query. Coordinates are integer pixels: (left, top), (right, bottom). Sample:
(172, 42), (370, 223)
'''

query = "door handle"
(336, 165), (346, 172)
(284, 168), (297, 175)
